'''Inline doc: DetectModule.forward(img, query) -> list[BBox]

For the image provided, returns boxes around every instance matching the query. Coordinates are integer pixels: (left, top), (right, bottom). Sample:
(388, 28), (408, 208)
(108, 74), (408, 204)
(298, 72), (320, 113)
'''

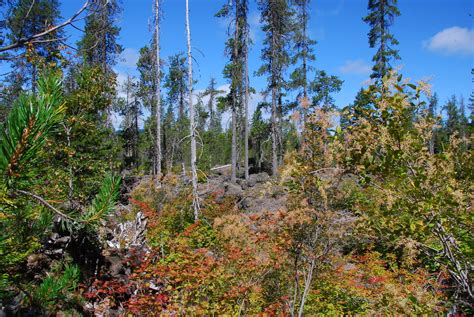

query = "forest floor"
(79, 170), (288, 315)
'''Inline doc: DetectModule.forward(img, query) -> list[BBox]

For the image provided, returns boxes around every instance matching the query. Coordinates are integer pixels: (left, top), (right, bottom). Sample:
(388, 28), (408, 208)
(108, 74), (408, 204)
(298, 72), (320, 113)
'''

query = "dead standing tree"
(185, 0), (199, 220)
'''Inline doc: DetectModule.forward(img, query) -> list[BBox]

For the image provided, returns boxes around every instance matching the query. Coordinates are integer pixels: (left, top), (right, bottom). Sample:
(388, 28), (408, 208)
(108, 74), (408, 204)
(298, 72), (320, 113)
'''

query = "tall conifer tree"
(154, 0), (162, 181)
(217, 0), (249, 182)
(290, 0), (316, 122)
(257, 0), (294, 176)
(363, 0), (400, 80)
(78, 0), (122, 71)
(5, 0), (63, 94)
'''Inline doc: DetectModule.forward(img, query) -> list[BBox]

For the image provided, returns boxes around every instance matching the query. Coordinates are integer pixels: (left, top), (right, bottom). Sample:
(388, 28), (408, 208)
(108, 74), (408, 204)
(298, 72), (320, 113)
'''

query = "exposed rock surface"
(197, 172), (287, 213)
(81, 172), (288, 316)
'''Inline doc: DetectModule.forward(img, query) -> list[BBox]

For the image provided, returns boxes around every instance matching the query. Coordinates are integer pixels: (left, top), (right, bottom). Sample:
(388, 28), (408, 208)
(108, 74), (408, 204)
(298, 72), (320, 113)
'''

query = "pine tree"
(118, 75), (141, 170)
(201, 78), (227, 170)
(162, 103), (176, 173)
(47, 65), (120, 205)
(164, 53), (188, 171)
(310, 70), (343, 111)
(340, 88), (371, 130)
(0, 74), (120, 298)
(77, 0), (122, 129)
(444, 95), (460, 138)
(362, 0), (400, 80)
(242, 0), (250, 180)
(250, 103), (271, 172)
(137, 45), (157, 172)
(469, 69), (474, 134)
(427, 92), (438, 154)
(153, 0), (162, 181)
(290, 0), (316, 122)
(77, 0), (123, 71)
(4, 0), (63, 94)
(257, 0), (294, 176)
(459, 96), (468, 143)
(217, 0), (249, 182)
(203, 78), (223, 132)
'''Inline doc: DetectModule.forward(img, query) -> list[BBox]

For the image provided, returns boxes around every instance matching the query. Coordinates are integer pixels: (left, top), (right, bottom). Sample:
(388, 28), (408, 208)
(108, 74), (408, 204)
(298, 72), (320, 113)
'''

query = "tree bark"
(231, 106), (238, 182)
(244, 33), (249, 180)
(271, 30), (278, 176)
(271, 85), (278, 176)
(302, 0), (308, 101)
(185, 0), (199, 220)
(154, 0), (162, 183)
(231, 0), (240, 183)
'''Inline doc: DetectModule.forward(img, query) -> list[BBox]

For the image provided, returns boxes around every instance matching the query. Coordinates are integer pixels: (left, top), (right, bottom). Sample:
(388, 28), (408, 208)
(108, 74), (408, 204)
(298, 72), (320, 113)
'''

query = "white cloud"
(424, 27), (474, 56)
(118, 47), (140, 68)
(338, 59), (371, 75)
(248, 11), (261, 43)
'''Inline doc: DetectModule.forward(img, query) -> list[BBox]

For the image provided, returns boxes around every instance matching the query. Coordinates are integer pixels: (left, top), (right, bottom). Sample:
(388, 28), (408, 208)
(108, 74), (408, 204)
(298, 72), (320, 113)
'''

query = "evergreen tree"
(459, 96), (468, 142)
(137, 44), (161, 174)
(117, 75), (141, 170)
(77, 0), (123, 71)
(203, 78), (223, 132)
(162, 103), (176, 173)
(444, 95), (460, 138)
(0, 75), (120, 301)
(468, 69), (474, 136)
(77, 0), (122, 129)
(153, 0), (162, 180)
(257, 0), (294, 176)
(340, 88), (372, 130)
(363, 0), (400, 80)
(310, 70), (343, 111)
(45, 65), (120, 205)
(4, 0), (63, 95)
(217, 0), (249, 182)
(427, 92), (438, 154)
(163, 53), (188, 171)
(137, 46), (155, 110)
(250, 103), (271, 172)
(290, 0), (316, 121)
(200, 78), (227, 170)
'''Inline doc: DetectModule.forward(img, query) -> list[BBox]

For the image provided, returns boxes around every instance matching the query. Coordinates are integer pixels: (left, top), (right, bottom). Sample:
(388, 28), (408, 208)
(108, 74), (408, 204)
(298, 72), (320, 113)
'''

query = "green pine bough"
(0, 73), (121, 302)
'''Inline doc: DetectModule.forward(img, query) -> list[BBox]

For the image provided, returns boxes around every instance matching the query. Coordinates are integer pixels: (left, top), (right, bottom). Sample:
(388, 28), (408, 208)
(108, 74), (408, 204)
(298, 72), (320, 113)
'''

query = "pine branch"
(15, 190), (75, 222)
(0, 1), (91, 53)
(0, 74), (64, 184)
(80, 174), (121, 225)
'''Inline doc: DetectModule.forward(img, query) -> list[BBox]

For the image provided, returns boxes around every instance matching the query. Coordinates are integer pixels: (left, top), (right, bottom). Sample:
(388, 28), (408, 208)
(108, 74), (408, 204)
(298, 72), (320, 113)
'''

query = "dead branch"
(0, 1), (90, 53)
(16, 189), (75, 222)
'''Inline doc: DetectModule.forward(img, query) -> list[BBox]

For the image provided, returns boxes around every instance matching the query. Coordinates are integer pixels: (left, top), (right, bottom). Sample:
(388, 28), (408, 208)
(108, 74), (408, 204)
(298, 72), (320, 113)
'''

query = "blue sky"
(7, 0), (474, 126)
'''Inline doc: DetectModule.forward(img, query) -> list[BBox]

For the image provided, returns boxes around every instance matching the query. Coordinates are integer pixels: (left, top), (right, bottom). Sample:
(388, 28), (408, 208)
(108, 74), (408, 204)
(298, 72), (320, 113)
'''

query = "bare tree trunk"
(185, 0), (199, 220)
(277, 94), (284, 166)
(231, 107), (238, 182)
(244, 31), (249, 180)
(154, 0), (162, 183)
(134, 102), (139, 169)
(297, 258), (315, 317)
